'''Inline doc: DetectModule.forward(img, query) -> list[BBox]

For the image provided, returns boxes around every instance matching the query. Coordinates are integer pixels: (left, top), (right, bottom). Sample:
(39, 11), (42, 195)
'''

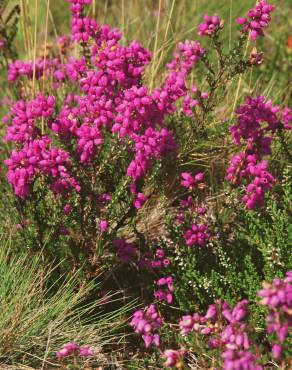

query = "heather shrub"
(0, 0), (291, 369)
(166, 165), (292, 312)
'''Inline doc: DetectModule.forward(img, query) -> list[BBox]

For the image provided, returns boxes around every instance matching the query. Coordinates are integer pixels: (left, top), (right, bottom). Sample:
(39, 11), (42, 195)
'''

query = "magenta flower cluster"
(180, 171), (204, 190)
(151, 249), (171, 269)
(182, 85), (209, 117)
(226, 96), (291, 209)
(154, 276), (175, 304)
(130, 246), (174, 348)
(129, 273), (290, 367)
(258, 271), (292, 360)
(170, 272), (291, 369)
(198, 14), (223, 36)
(112, 238), (137, 263)
(176, 171), (210, 247)
(138, 248), (171, 271)
(162, 348), (185, 368)
(4, 136), (80, 197)
(179, 299), (263, 369)
(183, 223), (210, 247)
(4, 95), (55, 143)
(130, 304), (163, 348)
(56, 341), (93, 359)
(236, 0), (275, 41)
(226, 154), (275, 209)
(4, 0), (209, 215)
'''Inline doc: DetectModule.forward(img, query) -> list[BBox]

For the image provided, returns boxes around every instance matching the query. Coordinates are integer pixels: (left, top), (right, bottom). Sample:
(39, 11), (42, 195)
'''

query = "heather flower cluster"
(112, 238), (137, 263)
(129, 245), (175, 348)
(180, 171), (204, 190)
(226, 96), (291, 209)
(4, 95), (55, 143)
(198, 14), (223, 37)
(151, 249), (171, 269)
(56, 341), (93, 359)
(236, 0), (275, 41)
(137, 248), (171, 270)
(178, 300), (261, 369)
(159, 272), (291, 368)
(258, 271), (292, 360)
(130, 304), (163, 348)
(176, 172), (210, 247)
(162, 348), (185, 368)
(183, 223), (210, 247)
(154, 276), (175, 304)
(4, 136), (80, 197)
(4, 0), (208, 218)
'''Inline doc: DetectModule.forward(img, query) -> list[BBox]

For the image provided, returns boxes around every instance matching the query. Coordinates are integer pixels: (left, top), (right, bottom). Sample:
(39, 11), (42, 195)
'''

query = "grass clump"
(0, 236), (132, 369)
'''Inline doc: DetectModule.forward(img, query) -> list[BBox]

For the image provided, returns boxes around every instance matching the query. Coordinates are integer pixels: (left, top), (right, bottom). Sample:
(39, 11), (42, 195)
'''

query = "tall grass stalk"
(31, 0), (38, 98)
(149, 0), (162, 92)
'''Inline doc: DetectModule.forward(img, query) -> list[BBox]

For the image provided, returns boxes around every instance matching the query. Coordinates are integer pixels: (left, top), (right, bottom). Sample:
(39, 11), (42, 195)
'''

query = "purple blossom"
(4, 136), (80, 197)
(5, 95), (55, 143)
(99, 219), (108, 233)
(180, 172), (204, 190)
(258, 272), (292, 359)
(198, 14), (223, 37)
(162, 348), (185, 368)
(222, 349), (262, 370)
(79, 345), (94, 357)
(154, 276), (174, 304)
(183, 223), (210, 247)
(236, 0), (275, 41)
(56, 342), (79, 358)
(113, 238), (137, 262)
(130, 304), (163, 348)
(133, 192), (148, 209)
(226, 96), (290, 209)
(56, 341), (94, 359)
(63, 204), (73, 214)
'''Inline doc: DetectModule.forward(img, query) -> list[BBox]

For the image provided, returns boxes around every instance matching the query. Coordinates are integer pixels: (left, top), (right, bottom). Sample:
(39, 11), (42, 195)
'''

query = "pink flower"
(63, 204), (72, 214)
(99, 219), (108, 233)
(79, 345), (94, 357)
(56, 347), (70, 358)
(180, 172), (204, 190)
(156, 249), (165, 259)
(198, 14), (223, 37)
(56, 341), (79, 358)
(133, 192), (148, 209)
(130, 304), (163, 348)
(162, 348), (185, 367)
(272, 344), (282, 359)
(237, 0), (275, 41)
(155, 276), (175, 304)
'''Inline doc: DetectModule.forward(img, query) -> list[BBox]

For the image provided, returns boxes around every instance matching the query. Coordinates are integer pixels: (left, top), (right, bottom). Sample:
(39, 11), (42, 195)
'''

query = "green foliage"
(166, 165), (291, 317)
(236, 165), (292, 275)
